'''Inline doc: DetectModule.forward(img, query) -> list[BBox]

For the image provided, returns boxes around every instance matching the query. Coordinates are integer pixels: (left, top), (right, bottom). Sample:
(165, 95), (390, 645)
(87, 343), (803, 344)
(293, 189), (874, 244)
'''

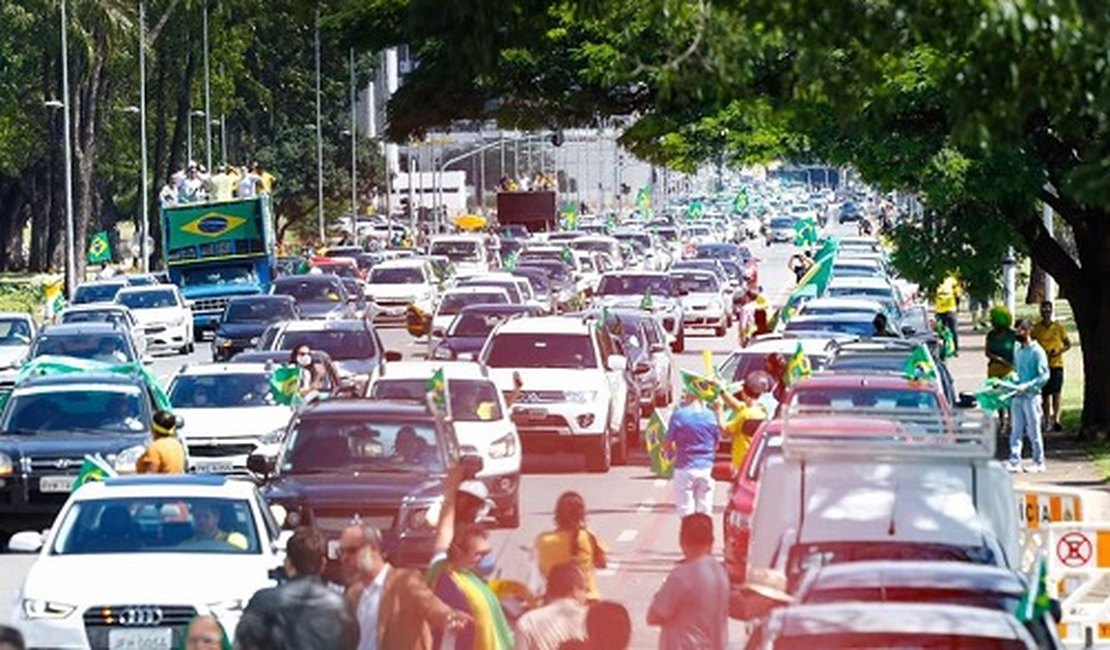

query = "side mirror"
(957, 392), (978, 409)
(247, 453), (275, 478)
(459, 453), (484, 479)
(383, 350), (403, 363)
(8, 530), (44, 553)
(607, 354), (627, 371)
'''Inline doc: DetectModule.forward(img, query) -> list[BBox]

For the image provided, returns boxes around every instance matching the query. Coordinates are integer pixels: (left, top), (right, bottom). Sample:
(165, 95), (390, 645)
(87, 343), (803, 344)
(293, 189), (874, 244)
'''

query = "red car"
(310, 256), (362, 280)
(723, 419), (782, 584)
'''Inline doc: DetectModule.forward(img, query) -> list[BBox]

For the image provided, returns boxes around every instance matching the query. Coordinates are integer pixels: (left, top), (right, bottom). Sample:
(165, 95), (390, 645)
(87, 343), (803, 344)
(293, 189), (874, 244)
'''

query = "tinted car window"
(31, 332), (135, 363)
(371, 379), (503, 422)
(60, 310), (130, 328)
(440, 292), (507, 317)
(169, 373), (275, 408)
(72, 283), (126, 304)
(368, 267), (425, 284)
(225, 300), (296, 322)
(3, 387), (145, 433)
(283, 418), (443, 473)
(117, 289), (178, 309)
(485, 333), (596, 369)
(274, 328), (377, 362)
(449, 311), (517, 338)
(0, 318), (32, 344)
(596, 275), (673, 296)
(273, 279), (344, 302)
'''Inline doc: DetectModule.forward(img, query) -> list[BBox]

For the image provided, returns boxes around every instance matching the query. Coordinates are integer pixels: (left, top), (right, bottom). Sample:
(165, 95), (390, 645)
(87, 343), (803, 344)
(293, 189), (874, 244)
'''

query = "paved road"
(0, 235), (799, 647)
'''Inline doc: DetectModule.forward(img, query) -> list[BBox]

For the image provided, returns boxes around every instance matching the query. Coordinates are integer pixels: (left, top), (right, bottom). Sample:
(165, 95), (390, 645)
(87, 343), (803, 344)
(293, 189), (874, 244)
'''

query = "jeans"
(1010, 394), (1044, 465)
(937, 311), (959, 352)
(673, 467), (714, 516)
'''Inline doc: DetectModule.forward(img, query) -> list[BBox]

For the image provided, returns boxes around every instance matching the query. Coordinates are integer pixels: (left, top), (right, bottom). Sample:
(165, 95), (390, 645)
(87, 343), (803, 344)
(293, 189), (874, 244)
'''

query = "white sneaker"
(1028, 463), (1046, 474)
(1007, 462), (1024, 473)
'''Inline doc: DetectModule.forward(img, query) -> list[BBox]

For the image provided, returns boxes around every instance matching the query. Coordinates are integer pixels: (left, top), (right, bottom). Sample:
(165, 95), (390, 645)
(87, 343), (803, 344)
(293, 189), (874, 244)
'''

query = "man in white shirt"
(515, 562), (588, 650)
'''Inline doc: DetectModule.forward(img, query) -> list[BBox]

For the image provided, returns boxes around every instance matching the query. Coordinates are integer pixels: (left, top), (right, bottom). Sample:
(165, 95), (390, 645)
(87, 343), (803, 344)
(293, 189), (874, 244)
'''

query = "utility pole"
(349, 48), (357, 220)
(60, 0), (76, 294)
(138, 0), (150, 272)
(314, 5), (324, 242)
(202, 0), (212, 172)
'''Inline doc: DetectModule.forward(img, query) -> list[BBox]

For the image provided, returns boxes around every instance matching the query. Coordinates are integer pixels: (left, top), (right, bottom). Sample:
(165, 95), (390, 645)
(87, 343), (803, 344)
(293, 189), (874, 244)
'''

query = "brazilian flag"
(902, 344), (937, 382)
(640, 288), (654, 310)
(793, 218), (818, 247)
(934, 321), (957, 359)
(1015, 556), (1051, 623)
(680, 369), (720, 403)
(87, 231), (112, 264)
(975, 376), (1018, 411)
(270, 364), (302, 406)
(561, 245), (574, 264)
(503, 250), (519, 271)
(427, 367), (448, 413)
(784, 342), (812, 388)
(643, 409), (673, 478)
(74, 454), (115, 490)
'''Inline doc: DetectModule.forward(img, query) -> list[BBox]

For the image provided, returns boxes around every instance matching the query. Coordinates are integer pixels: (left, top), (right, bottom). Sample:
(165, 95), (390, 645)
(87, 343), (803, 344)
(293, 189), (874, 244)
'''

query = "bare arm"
(432, 464), (467, 553)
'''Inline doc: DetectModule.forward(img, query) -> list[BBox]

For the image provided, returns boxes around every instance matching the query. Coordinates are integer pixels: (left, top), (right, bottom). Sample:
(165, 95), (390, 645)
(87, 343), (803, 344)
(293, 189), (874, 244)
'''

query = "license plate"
(39, 475), (76, 493)
(192, 460), (234, 474)
(108, 628), (173, 650)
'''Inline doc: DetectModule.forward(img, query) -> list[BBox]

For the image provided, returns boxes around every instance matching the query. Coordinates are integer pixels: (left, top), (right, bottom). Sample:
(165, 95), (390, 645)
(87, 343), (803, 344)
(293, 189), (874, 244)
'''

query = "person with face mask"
(427, 524), (513, 650)
(339, 523), (469, 650)
(290, 345), (324, 399)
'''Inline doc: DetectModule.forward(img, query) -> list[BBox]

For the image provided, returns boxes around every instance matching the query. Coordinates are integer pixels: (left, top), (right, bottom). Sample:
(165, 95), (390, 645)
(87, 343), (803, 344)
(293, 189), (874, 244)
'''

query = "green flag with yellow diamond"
(270, 365), (302, 406)
(427, 367), (448, 414)
(88, 231), (111, 264)
(643, 409), (673, 478)
(680, 369), (720, 403)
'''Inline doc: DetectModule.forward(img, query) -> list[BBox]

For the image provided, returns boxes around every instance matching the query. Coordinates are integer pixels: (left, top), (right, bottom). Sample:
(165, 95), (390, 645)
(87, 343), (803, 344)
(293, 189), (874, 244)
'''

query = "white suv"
(115, 285), (194, 354)
(366, 361), (523, 527)
(364, 259), (439, 324)
(480, 316), (631, 472)
(8, 475), (286, 648)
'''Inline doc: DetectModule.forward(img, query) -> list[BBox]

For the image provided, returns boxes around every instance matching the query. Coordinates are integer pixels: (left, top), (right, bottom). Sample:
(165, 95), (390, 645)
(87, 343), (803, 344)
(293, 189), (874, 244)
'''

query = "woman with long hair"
(533, 492), (607, 602)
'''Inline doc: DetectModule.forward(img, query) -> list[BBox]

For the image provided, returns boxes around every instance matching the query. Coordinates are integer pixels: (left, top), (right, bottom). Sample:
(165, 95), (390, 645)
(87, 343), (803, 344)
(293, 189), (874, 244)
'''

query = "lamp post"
(314, 5), (324, 242)
(137, 0), (149, 271)
(202, 0), (212, 172)
(186, 109), (204, 165)
(50, 0), (76, 295)
(349, 48), (357, 220)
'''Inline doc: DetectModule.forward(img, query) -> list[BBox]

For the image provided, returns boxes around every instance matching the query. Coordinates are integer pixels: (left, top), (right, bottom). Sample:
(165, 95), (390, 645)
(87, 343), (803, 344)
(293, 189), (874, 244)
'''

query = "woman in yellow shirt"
(716, 373), (770, 472)
(533, 492), (607, 601)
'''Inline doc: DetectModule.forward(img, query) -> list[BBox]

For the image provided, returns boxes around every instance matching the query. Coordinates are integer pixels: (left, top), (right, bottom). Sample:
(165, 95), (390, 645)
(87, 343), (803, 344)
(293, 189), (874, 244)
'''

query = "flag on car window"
(74, 454), (116, 490)
(783, 342), (811, 388)
(680, 369), (720, 403)
(975, 376), (1018, 411)
(427, 367), (448, 413)
(902, 344), (937, 382)
(643, 409), (673, 478)
(1015, 555), (1051, 622)
(270, 364), (302, 406)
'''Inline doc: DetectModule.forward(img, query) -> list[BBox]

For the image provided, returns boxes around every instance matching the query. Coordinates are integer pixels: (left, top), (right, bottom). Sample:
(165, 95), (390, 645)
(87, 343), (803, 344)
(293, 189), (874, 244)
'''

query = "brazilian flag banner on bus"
(643, 408), (674, 478)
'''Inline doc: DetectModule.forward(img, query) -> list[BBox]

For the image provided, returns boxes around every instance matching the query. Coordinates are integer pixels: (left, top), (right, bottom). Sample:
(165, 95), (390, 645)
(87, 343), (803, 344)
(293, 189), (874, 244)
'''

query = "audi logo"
(118, 606), (164, 627)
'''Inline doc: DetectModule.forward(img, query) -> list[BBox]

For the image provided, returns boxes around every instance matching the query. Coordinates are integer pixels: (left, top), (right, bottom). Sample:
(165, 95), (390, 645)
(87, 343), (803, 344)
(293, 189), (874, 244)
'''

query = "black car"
(823, 339), (959, 408)
(429, 304), (544, 361)
(270, 275), (353, 320)
(0, 372), (157, 528)
(248, 399), (473, 576)
(838, 201), (864, 223)
(211, 295), (300, 362)
(259, 319), (400, 385)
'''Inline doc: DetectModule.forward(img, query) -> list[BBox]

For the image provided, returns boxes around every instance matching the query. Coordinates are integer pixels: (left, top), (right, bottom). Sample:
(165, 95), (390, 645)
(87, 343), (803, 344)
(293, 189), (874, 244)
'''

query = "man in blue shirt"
(1010, 319), (1050, 473)
(665, 389), (722, 516)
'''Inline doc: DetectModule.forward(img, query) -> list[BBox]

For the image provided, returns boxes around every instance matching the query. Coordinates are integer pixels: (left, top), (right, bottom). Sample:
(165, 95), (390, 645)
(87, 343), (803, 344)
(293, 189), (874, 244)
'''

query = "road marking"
(616, 529), (638, 544)
(597, 560), (620, 577)
(653, 478), (667, 489)
(637, 498), (656, 515)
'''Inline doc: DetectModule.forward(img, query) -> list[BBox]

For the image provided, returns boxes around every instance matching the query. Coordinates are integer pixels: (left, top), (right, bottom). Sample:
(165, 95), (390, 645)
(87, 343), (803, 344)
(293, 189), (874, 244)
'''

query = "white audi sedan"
(8, 475), (286, 649)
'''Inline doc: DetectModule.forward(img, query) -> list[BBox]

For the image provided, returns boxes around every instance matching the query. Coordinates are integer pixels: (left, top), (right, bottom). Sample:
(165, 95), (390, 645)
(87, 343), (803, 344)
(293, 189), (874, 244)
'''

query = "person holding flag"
(664, 377), (722, 516)
(716, 372), (770, 473)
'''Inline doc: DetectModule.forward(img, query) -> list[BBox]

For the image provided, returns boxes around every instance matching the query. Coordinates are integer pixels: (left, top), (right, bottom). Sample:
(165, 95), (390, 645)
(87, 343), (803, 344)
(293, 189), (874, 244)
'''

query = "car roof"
(173, 362), (273, 376)
(74, 474), (258, 499)
(768, 602), (1029, 640)
(298, 398), (436, 420)
(733, 337), (837, 356)
(431, 234), (484, 242)
(372, 259), (429, 269)
(800, 297), (886, 311)
(40, 322), (127, 335)
(115, 285), (176, 295)
(802, 560), (1024, 596)
(789, 372), (936, 391)
(494, 315), (591, 335)
(231, 349), (334, 363)
(668, 269), (718, 278)
(375, 361), (491, 380)
(827, 276), (894, 289)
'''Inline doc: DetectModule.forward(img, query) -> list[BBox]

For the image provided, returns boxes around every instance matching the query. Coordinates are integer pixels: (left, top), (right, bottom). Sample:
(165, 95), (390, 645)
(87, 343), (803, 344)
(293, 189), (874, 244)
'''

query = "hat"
(458, 480), (489, 501)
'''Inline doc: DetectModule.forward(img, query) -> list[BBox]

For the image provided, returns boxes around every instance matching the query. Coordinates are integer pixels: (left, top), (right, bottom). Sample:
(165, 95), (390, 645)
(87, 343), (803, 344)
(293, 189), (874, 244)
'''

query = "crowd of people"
(159, 161), (276, 206)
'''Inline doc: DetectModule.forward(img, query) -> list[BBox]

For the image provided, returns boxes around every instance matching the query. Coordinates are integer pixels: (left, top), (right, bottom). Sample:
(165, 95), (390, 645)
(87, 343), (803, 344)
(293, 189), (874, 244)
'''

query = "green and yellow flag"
(934, 321), (957, 359)
(88, 231), (112, 264)
(680, 369), (720, 403)
(427, 367), (448, 413)
(636, 185), (652, 216)
(561, 245), (574, 264)
(561, 202), (580, 230)
(686, 200), (704, 221)
(270, 364), (302, 406)
(643, 409), (673, 478)
(640, 288), (654, 310)
(1015, 556), (1051, 623)
(74, 454), (115, 490)
(902, 344), (937, 382)
(43, 278), (65, 321)
(783, 342), (811, 388)
(732, 188), (749, 214)
(503, 250), (519, 271)
(793, 218), (819, 247)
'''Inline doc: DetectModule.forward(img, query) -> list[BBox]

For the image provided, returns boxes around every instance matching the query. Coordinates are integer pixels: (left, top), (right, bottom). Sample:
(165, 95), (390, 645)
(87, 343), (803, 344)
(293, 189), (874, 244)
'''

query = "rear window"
(117, 289), (178, 309)
(72, 283), (125, 304)
(370, 379), (502, 422)
(440, 292), (507, 316)
(791, 387), (940, 410)
(485, 333), (597, 369)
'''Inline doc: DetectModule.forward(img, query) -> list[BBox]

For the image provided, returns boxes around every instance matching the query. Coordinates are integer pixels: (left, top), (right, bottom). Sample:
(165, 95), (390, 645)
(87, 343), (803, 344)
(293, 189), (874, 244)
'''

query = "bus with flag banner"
(161, 196), (276, 338)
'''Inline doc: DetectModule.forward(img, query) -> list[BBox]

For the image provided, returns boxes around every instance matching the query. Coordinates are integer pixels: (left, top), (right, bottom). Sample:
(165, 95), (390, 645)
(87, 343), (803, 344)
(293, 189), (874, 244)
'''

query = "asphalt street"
(0, 235), (800, 648)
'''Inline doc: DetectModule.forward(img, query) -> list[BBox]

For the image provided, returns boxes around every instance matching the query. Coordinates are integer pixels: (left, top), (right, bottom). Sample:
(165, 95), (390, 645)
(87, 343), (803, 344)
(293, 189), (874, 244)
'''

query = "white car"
(431, 286), (511, 335)
(0, 312), (36, 370)
(480, 316), (631, 472)
(115, 285), (194, 355)
(669, 270), (731, 337)
(167, 363), (294, 475)
(428, 234), (493, 276)
(8, 475), (286, 649)
(364, 259), (439, 324)
(366, 361), (523, 527)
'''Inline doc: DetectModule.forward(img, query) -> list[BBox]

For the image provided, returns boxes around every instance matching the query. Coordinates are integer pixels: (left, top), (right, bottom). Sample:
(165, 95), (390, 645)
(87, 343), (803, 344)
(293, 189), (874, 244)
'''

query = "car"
(269, 275), (353, 321)
(765, 216), (796, 244)
(515, 262), (579, 312)
(585, 307), (674, 412)
(211, 295), (299, 362)
(429, 234), (495, 276)
(430, 304), (543, 362)
(431, 286), (511, 335)
(793, 561), (1063, 649)
(339, 277), (370, 319)
(742, 603), (1037, 649)
(823, 339), (959, 409)
(716, 336), (835, 385)
(249, 399), (474, 576)
(260, 319), (396, 388)
(27, 322), (141, 365)
(455, 273), (536, 306)
(722, 420), (781, 583)
(795, 296), (891, 320)
(367, 361), (523, 527)
(567, 236), (625, 269)
(480, 315), (633, 471)
(7, 475), (286, 649)
(782, 313), (895, 339)
(115, 285), (195, 355)
(58, 304), (149, 362)
(825, 276), (904, 309)
(669, 270), (731, 336)
(837, 201), (865, 223)
(71, 279), (129, 306)
(0, 312), (36, 371)
(837, 236), (883, 256)
(228, 349), (350, 397)
(308, 255), (361, 279)
(592, 271), (685, 352)
(167, 363), (294, 476)
(682, 223), (715, 245)
(364, 259), (439, 324)
(0, 372), (158, 526)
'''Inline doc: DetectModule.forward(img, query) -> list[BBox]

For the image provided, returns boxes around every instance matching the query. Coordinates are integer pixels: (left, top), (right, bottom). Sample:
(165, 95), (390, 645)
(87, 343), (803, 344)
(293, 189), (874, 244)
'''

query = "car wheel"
(192, 327), (203, 342)
(585, 432), (611, 473)
(672, 328), (686, 353)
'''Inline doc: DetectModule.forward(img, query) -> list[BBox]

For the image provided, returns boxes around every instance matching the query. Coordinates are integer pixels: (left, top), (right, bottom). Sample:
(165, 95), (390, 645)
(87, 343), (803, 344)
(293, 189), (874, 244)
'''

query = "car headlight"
(22, 598), (76, 619)
(113, 444), (146, 474)
(431, 346), (455, 360)
(565, 391), (597, 404)
(249, 337), (260, 345)
(213, 336), (232, 347)
(259, 427), (286, 445)
(403, 500), (443, 531)
(489, 432), (517, 459)
(0, 451), (12, 477)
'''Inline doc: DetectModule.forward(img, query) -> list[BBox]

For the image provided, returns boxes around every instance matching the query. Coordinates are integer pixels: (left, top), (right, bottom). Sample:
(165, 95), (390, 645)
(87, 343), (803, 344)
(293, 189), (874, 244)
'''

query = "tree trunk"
(1026, 264), (1046, 305)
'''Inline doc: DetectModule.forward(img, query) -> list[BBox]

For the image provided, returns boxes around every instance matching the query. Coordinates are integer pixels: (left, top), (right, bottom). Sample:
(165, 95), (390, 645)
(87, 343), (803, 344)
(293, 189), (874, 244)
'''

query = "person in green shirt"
(984, 306), (1017, 431)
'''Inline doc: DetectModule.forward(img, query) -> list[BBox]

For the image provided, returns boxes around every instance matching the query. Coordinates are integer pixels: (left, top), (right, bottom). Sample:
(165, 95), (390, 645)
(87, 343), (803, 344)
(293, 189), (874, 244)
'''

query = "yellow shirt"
(935, 276), (959, 314)
(535, 529), (606, 600)
(137, 436), (186, 474)
(1031, 321), (1070, 369)
(723, 403), (767, 469)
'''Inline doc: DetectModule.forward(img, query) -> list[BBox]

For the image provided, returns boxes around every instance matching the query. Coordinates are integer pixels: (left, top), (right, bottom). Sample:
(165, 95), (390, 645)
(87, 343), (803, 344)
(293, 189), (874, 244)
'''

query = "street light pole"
(349, 48), (357, 220)
(314, 5), (324, 242)
(59, 0), (77, 295)
(138, 0), (150, 272)
(202, 0), (212, 172)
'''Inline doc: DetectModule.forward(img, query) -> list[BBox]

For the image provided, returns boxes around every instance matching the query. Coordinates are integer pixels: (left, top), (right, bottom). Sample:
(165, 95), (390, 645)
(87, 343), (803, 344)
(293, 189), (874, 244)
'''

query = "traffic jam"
(0, 179), (1074, 649)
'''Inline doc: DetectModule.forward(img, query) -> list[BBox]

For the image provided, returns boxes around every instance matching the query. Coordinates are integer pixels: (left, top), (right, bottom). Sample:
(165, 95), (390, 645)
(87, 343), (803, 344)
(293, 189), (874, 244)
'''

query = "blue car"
(429, 303), (544, 361)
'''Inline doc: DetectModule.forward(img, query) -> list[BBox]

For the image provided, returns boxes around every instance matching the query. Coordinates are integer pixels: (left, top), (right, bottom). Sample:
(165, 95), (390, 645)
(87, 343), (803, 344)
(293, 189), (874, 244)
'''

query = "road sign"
(1017, 489), (1083, 530)
(1057, 532), (1093, 568)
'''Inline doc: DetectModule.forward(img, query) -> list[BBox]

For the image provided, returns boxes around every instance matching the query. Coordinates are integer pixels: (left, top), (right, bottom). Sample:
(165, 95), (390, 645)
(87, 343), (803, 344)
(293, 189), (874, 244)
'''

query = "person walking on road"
(514, 562), (589, 650)
(664, 389), (720, 516)
(1009, 319), (1051, 473)
(646, 514), (729, 650)
(934, 274), (961, 354)
(427, 524), (514, 650)
(534, 492), (608, 602)
(136, 410), (186, 474)
(1031, 301), (1072, 432)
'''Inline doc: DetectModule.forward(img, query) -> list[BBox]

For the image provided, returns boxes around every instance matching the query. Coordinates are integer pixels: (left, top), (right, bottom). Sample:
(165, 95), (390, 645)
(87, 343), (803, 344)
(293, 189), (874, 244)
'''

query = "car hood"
(680, 292), (723, 306)
(20, 554), (276, 604)
(265, 472), (445, 507)
(366, 285), (425, 300)
(486, 367), (607, 392)
(129, 307), (185, 325)
(175, 407), (291, 439)
(296, 301), (347, 319)
(0, 432), (150, 457)
(0, 345), (28, 369)
(216, 322), (272, 339)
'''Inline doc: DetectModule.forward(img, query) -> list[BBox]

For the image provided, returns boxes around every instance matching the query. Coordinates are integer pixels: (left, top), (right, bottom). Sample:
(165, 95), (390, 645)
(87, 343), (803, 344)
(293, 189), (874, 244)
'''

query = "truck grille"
(84, 604), (196, 649)
(28, 456), (85, 472)
(311, 507), (396, 534)
(191, 297), (230, 314)
(187, 443), (257, 458)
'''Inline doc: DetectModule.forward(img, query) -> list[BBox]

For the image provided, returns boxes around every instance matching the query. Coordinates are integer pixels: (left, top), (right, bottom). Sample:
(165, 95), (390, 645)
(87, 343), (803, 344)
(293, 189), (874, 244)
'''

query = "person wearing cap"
(339, 522), (469, 650)
(715, 372), (770, 472)
(136, 410), (186, 474)
(430, 464), (494, 566)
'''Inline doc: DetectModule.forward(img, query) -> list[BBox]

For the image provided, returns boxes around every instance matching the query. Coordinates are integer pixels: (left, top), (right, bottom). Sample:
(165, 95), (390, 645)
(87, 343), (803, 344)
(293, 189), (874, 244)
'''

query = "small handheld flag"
(643, 409), (674, 478)
(640, 288), (654, 310)
(902, 344), (937, 382)
(680, 369), (721, 403)
(783, 342), (811, 388)
(270, 364), (302, 406)
(427, 367), (448, 414)
(74, 454), (116, 490)
(87, 231), (112, 264)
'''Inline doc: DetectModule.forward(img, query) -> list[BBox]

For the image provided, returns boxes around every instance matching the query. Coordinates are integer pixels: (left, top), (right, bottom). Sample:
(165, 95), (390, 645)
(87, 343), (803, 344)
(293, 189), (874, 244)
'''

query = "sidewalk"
(944, 312), (1110, 517)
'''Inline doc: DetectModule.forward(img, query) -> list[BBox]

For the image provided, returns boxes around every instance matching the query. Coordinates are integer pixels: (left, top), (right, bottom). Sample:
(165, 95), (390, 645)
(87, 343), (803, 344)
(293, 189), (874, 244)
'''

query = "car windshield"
(283, 417), (443, 473)
(485, 333), (596, 369)
(771, 217), (794, 228)
(225, 300), (296, 322)
(449, 311), (517, 338)
(369, 267), (425, 284)
(169, 373), (275, 408)
(518, 263), (569, 284)
(596, 275), (673, 297)
(791, 387), (940, 410)
(784, 318), (878, 338)
(2, 387), (145, 433)
(671, 274), (719, 293)
(512, 271), (550, 294)
(459, 279), (522, 302)
(430, 240), (482, 262)
(60, 310), (129, 328)
(52, 497), (260, 555)
(117, 289), (177, 310)
(371, 379), (503, 422)
(828, 355), (913, 373)
(440, 292), (507, 317)
(31, 333), (134, 363)
(313, 262), (359, 279)
(274, 279), (343, 302)
(72, 283), (125, 304)
(179, 266), (256, 287)
(275, 329), (377, 362)
(695, 246), (734, 260)
(0, 318), (32, 346)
